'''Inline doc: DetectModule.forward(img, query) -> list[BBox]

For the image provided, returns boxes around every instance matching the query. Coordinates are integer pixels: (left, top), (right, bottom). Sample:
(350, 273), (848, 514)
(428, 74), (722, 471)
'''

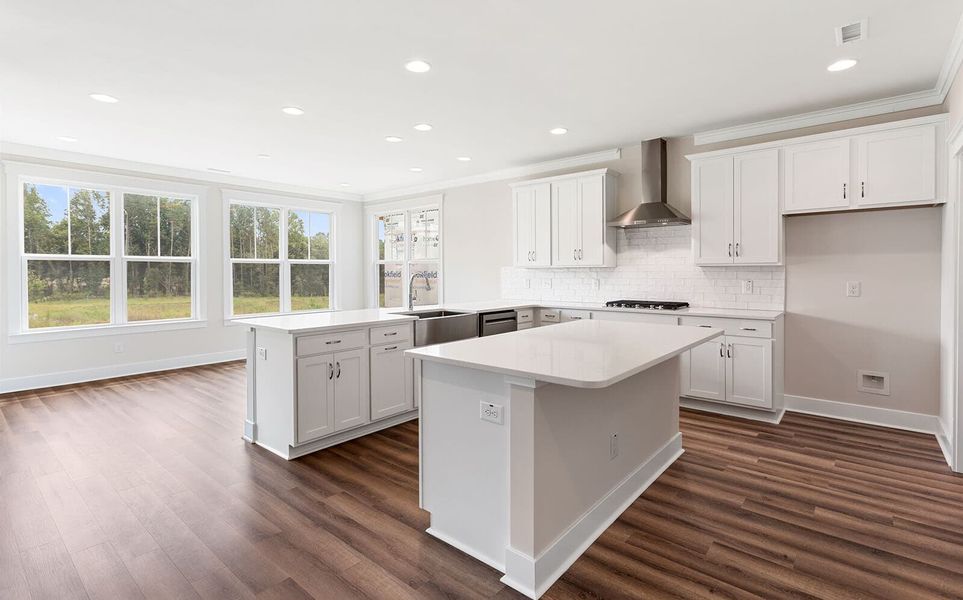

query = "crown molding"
(0, 142), (363, 202)
(361, 148), (621, 202)
(693, 10), (963, 146)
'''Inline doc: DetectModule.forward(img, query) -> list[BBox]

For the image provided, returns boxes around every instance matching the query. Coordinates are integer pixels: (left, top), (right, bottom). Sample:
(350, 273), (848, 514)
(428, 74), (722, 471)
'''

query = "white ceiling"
(1, 0), (961, 196)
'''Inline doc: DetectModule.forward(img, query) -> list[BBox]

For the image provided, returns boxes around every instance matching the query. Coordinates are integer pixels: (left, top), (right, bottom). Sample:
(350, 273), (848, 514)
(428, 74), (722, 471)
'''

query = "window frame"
(9, 164), (203, 340)
(366, 195), (443, 309)
(223, 191), (338, 319)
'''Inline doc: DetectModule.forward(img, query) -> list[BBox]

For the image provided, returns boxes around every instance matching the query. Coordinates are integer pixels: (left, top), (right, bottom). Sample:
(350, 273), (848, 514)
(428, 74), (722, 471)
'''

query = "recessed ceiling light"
(405, 60), (431, 73)
(827, 58), (858, 72)
(550, 127), (568, 135)
(57, 136), (78, 143)
(340, 182), (351, 187)
(413, 123), (433, 132)
(456, 156), (471, 162)
(385, 135), (403, 143)
(208, 167), (231, 174)
(281, 106), (305, 116)
(409, 167), (423, 172)
(89, 93), (119, 103)
(257, 154), (271, 159)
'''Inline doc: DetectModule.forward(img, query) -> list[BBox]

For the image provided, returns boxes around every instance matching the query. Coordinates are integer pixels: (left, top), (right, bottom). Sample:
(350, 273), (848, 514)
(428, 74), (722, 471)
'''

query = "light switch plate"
(257, 347), (268, 360)
(846, 281), (861, 297)
(741, 280), (753, 294)
(480, 402), (504, 425)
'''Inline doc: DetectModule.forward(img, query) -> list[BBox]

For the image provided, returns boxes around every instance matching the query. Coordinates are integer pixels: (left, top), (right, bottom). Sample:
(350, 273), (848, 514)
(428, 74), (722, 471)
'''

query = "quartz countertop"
(406, 319), (723, 389)
(426, 300), (783, 321)
(236, 309), (415, 334)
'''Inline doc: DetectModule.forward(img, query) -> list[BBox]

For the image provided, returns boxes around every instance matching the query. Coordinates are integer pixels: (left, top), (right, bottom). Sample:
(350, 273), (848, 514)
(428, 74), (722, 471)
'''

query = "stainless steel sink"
(398, 309), (478, 346)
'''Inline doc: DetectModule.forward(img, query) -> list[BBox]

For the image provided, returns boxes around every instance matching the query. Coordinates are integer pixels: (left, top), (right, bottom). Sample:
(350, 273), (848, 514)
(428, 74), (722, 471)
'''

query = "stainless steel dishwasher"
(478, 310), (518, 336)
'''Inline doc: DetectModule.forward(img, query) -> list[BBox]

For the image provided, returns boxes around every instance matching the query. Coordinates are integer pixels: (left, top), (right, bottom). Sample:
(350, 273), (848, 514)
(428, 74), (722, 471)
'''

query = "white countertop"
(433, 299), (783, 321)
(406, 319), (723, 389)
(235, 309), (415, 334)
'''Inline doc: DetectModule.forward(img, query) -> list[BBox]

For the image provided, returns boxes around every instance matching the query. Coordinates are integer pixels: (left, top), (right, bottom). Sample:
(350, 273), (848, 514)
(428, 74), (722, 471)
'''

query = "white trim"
(362, 148), (621, 202)
(680, 397), (785, 424)
(693, 12), (963, 146)
(938, 427), (954, 469)
(0, 349), (244, 394)
(6, 318), (208, 343)
(500, 433), (683, 600)
(784, 394), (941, 434)
(426, 527), (505, 572)
(254, 409), (419, 459)
(1, 143), (362, 202)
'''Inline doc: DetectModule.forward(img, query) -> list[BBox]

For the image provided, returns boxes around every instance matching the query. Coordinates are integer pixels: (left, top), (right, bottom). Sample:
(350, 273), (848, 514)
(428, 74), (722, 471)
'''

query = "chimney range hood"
(607, 138), (690, 228)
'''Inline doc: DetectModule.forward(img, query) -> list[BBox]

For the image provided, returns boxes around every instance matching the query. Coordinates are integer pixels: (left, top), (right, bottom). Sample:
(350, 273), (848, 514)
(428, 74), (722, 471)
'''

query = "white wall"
(0, 154), (365, 392)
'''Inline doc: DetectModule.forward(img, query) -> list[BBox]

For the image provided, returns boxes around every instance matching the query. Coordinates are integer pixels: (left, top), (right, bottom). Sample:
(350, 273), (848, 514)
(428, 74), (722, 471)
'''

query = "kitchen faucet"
(407, 271), (432, 310)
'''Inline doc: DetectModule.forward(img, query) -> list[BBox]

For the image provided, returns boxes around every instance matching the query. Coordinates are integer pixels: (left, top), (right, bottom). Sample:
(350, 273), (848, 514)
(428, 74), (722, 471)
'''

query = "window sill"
(7, 319), (208, 344)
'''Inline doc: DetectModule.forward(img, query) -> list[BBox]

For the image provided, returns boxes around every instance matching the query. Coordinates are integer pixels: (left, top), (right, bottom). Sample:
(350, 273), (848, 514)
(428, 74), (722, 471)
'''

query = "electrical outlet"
(523, 278), (531, 289)
(257, 347), (268, 360)
(609, 433), (619, 460)
(113, 343), (124, 354)
(480, 402), (503, 424)
(846, 281), (861, 297)
(741, 280), (753, 294)
(539, 279), (552, 290)
(590, 278), (600, 290)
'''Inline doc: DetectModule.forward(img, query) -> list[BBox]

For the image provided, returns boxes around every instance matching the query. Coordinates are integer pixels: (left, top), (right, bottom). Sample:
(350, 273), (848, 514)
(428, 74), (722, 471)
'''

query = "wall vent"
(836, 20), (867, 45)
(857, 369), (889, 396)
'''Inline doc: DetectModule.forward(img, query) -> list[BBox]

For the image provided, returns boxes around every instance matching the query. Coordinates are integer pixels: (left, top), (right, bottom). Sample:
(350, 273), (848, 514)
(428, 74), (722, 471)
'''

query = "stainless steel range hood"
(607, 138), (690, 228)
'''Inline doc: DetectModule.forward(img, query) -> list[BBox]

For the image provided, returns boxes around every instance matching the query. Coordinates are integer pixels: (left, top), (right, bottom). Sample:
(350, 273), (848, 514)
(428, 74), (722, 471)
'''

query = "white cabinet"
(681, 334), (773, 409)
(691, 149), (780, 266)
(296, 354), (335, 443)
(513, 183), (551, 267)
(333, 348), (369, 431)
(370, 341), (413, 419)
(559, 309), (591, 322)
(681, 338), (727, 402)
(783, 139), (850, 214)
(855, 124), (936, 208)
(513, 169), (617, 268)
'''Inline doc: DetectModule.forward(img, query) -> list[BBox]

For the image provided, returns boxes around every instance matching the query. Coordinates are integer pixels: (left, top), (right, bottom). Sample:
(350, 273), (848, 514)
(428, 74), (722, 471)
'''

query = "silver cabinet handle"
(698, 325), (712, 328)
(384, 331), (397, 336)
(740, 327), (756, 331)
(573, 249), (577, 260)
(328, 363), (334, 379)
(735, 243), (740, 257)
(336, 362), (341, 378)
(727, 344), (732, 358)
(843, 183), (847, 199)
(728, 243), (733, 257)
(579, 249), (583, 260)
(384, 346), (398, 351)
(720, 343), (725, 357)
(326, 339), (341, 345)
(861, 181), (865, 198)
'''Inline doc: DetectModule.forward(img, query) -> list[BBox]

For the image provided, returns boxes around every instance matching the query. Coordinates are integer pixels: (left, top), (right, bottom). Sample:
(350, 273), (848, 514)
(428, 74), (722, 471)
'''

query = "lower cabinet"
(297, 348), (370, 444)
(681, 335), (772, 409)
(370, 341), (413, 419)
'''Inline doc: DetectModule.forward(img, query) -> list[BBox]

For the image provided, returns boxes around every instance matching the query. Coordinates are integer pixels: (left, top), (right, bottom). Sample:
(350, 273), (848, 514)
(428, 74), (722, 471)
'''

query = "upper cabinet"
(692, 149), (780, 266)
(854, 125), (936, 209)
(783, 139), (851, 213)
(512, 169), (617, 268)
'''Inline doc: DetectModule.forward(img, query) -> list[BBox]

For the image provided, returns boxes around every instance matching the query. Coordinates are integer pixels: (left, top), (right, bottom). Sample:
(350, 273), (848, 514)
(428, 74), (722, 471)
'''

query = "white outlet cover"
(591, 278), (600, 290)
(741, 280), (753, 294)
(846, 281), (861, 297)
(479, 402), (504, 425)
(257, 347), (268, 360)
(540, 279), (552, 290)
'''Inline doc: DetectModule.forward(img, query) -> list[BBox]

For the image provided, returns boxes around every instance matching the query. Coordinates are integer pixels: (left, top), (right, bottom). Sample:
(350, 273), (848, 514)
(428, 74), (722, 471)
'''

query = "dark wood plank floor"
(2, 362), (963, 599)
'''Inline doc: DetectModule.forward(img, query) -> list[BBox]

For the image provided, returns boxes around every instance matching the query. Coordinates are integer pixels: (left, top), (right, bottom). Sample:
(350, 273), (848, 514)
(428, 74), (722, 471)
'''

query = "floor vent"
(836, 20), (867, 45)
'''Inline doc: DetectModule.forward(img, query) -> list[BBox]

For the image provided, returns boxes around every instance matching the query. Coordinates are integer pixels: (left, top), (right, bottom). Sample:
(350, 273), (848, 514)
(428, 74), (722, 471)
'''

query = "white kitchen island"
(407, 319), (722, 599)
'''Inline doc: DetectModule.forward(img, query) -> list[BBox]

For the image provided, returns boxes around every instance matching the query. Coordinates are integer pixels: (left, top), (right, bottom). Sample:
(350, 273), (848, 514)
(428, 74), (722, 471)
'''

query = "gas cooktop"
(604, 300), (690, 311)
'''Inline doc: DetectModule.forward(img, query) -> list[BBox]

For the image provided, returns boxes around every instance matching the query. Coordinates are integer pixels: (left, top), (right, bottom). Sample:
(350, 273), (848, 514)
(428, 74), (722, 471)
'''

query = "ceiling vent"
(836, 19), (867, 45)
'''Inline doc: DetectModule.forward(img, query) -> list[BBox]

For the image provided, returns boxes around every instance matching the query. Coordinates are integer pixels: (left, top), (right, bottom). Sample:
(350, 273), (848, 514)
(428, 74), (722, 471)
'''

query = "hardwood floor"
(1, 362), (962, 599)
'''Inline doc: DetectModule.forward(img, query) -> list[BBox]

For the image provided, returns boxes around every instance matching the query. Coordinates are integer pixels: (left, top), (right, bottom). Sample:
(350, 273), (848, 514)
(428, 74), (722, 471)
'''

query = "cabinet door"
(532, 183), (552, 267)
(734, 149), (780, 264)
(333, 348), (370, 432)
(552, 179), (580, 266)
(370, 341), (413, 420)
(783, 139), (850, 213)
(725, 336), (772, 408)
(691, 156), (734, 265)
(855, 125), (936, 208)
(680, 339), (727, 402)
(513, 186), (536, 266)
(577, 174), (605, 266)
(296, 354), (335, 443)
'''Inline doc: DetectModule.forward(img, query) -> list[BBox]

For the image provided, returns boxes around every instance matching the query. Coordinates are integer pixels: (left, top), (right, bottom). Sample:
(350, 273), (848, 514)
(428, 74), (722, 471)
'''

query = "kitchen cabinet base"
(680, 396), (785, 424)
(251, 409), (419, 460)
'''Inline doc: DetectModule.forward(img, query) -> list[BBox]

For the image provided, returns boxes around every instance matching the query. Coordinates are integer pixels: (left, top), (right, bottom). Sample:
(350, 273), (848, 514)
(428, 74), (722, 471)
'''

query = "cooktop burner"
(604, 300), (690, 311)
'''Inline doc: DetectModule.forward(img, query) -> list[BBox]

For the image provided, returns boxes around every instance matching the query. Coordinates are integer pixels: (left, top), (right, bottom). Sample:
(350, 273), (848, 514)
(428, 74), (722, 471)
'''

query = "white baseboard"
(272, 410), (420, 460)
(500, 433), (684, 599)
(680, 397), (785, 424)
(784, 394), (940, 435)
(427, 526), (505, 573)
(0, 349), (245, 394)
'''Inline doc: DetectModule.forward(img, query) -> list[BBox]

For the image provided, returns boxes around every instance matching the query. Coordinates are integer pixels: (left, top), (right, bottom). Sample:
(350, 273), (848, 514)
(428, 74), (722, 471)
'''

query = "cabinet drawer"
(370, 323), (411, 345)
(538, 309), (560, 325)
(560, 309), (592, 322)
(516, 309), (534, 324)
(680, 317), (772, 339)
(297, 329), (367, 356)
(517, 322), (534, 331)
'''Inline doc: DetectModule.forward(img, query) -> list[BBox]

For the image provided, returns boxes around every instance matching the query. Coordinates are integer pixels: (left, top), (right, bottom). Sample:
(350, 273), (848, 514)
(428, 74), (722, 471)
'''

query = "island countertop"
(235, 308), (415, 334)
(406, 319), (723, 389)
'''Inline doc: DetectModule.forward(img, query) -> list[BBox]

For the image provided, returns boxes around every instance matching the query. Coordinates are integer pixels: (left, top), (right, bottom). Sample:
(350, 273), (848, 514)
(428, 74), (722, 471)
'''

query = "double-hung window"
(372, 203), (441, 308)
(18, 174), (199, 333)
(227, 198), (334, 316)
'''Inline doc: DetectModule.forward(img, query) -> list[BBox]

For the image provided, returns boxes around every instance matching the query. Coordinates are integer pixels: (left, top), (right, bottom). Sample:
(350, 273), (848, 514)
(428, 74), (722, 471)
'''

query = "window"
(20, 177), (199, 332)
(373, 204), (441, 308)
(227, 200), (334, 316)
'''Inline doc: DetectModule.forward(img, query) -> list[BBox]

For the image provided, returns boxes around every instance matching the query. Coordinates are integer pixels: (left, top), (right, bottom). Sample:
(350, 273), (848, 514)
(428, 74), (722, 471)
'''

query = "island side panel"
(420, 361), (511, 570)
(250, 327), (297, 458)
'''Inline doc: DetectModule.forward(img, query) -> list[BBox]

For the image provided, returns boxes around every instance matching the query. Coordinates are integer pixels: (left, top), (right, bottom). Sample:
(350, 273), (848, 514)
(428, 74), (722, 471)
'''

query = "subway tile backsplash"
(501, 226), (785, 310)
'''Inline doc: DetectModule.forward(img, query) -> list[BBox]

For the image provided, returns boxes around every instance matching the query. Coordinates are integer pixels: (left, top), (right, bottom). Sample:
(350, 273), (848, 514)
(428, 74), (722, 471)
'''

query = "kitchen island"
(408, 319), (722, 599)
